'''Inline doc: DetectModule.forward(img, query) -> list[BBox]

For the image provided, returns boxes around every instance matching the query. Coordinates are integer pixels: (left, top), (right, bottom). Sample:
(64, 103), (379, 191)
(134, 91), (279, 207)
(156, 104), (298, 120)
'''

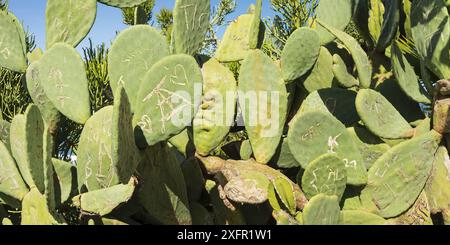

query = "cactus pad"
(215, 14), (254, 62)
(52, 158), (76, 205)
(108, 25), (169, 110)
(10, 105), (45, 193)
(238, 50), (287, 163)
(193, 58), (237, 156)
(77, 106), (117, 191)
(332, 53), (359, 88)
(72, 181), (135, 216)
(135, 54), (203, 146)
(301, 154), (347, 201)
(288, 111), (367, 185)
(391, 43), (430, 104)
(302, 47), (334, 92)
(356, 89), (413, 139)
(302, 194), (341, 225)
(411, 0), (450, 79)
(425, 146), (450, 217)
(274, 138), (299, 169)
(36, 43), (91, 124)
(0, 10), (27, 72)
(273, 177), (297, 214)
(112, 86), (138, 184)
(314, 0), (353, 45)
(172, 0), (210, 55)
(45, 0), (97, 49)
(298, 88), (359, 127)
(0, 141), (28, 206)
(317, 19), (372, 88)
(21, 187), (64, 225)
(281, 27), (320, 83)
(366, 130), (441, 218)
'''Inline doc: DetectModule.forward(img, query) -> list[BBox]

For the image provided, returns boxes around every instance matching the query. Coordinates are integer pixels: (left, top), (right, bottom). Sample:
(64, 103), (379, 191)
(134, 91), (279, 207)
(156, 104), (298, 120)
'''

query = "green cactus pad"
(274, 138), (299, 169)
(224, 171), (270, 204)
(356, 89), (413, 139)
(26, 60), (61, 131)
(77, 106), (118, 191)
(43, 128), (56, 211)
(281, 27), (320, 83)
(52, 158), (76, 205)
(112, 86), (139, 184)
(239, 140), (253, 160)
(172, 0), (210, 55)
(340, 210), (386, 225)
(303, 194), (341, 225)
(72, 182), (135, 216)
(332, 53), (359, 88)
(108, 25), (169, 111)
(273, 177), (297, 214)
(317, 19), (372, 88)
(10, 105), (45, 193)
(367, 130), (441, 218)
(368, 0), (385, 43)
(425, 146), (450, 216)
(0, 10), (27, 72)
(302, 47), (334, 92)
(391, 43), (430, 104)
(215, 14), (254, 62)
(238, 50), (287, 163)
(0, 120), (11, 151)
(248, 0), (263, 49)
(0, 141), (28, 206)
(36, 43), (91, 124)
(314, 0), (353, 45)
(27, 47), (43, 63)
(138, 144), (191, 225)
(45, 0), (97, 49)
(375, 0), (400, 52)
(298, 88), (359, 127)
(288, 111), (367, 185)
(267, 182), (281, 211)
(413, 118), (431, 138)
(181, 158), (205, 202)
(98, 0), (146, 8)
(193, 58), (237, 156)
(301, 154), (347, 201)
(21, 187), (64, 225)
(135, 54), (203, 146)
(168, 128), (195, 157)
(411, 0), (450, 79)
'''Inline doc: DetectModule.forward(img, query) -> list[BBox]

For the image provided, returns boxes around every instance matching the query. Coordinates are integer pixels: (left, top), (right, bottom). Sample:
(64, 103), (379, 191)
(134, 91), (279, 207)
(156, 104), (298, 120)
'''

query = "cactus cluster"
(0, 0), (449, 225)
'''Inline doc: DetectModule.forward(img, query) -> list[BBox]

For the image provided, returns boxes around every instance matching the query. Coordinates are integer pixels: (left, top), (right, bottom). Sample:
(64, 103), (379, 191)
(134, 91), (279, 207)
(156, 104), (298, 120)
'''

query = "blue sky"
(8, 0), (275, 52)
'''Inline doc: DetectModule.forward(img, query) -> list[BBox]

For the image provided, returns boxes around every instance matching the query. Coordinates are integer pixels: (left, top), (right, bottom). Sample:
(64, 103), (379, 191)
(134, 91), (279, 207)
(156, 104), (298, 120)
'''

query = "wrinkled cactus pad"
(301, 153), (347, 201)
(366, 130), (441, 218)
(135, 54), (203, 146)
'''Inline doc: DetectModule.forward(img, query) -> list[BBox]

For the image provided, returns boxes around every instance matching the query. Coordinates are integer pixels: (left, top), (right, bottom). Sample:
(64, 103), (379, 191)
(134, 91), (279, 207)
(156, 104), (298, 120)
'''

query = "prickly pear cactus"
(300, 154), (347, 201)
(0, 141), (28, 207)
(356, 89), (413, 139)
(33, 43), (91, 124)
(302, 47), (334, 92)
(108, 25), (169, 110)
(281, 27), (320, 83)
(288, 111), (367, 185)
(45, 0), (97, 49)
(0, 10), (27, 73)
(194, 58), (237, 156)
(172, 0), (210, 55)
(340, 210), (386, 225)
(21, 188), (64, 225)
(52, 158), (76, 205)
(238, 50), (287, 163)
(332, 53), (359, 88)
(302, 194), (341, 225)
(366, 130), (441, 218)
(313, 0), (353, 45)
(135, 54), (203, 146)
(10, 105), (45, 194)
